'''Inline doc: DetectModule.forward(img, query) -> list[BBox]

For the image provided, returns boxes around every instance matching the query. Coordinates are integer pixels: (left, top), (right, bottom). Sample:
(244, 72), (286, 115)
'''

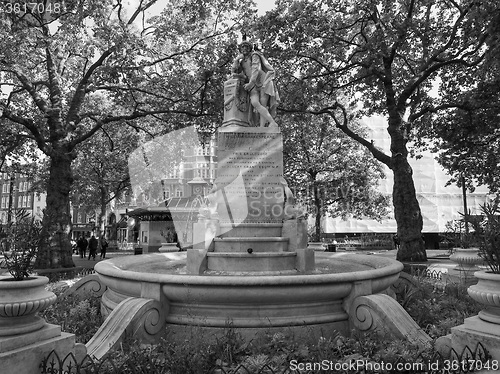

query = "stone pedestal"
(437, 271), (500, 362)
(187, 125), (314, 274)
(0, 324), (83, 374)
(215, 126), (285, 225)
(0, 276), (85, 372)
(223, 77), (251, 126)
(449, 316), (500, 360)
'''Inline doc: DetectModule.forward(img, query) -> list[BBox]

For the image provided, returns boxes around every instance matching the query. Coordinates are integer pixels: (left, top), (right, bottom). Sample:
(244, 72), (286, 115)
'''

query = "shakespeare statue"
(223, 39), (280, 127)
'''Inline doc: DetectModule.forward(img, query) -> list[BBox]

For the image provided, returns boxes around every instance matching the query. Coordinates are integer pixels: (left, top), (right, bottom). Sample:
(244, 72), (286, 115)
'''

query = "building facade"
(125, 138), (217, 252)
(70, 207), (97, 240)
(0, 171), (103, 244)
(0, 172), (36, 225)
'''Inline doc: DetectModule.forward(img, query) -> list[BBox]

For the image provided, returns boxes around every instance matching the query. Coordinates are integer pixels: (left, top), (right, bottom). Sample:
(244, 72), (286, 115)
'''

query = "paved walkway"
(70, 248), (454, 271)
(71, 250), (134, 269)
(0, 248), (455, 274)
(346, 248), (458, 273)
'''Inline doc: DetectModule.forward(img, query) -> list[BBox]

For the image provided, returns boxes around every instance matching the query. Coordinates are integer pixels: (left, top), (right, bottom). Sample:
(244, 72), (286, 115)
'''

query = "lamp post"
(461, 173), (469, 236)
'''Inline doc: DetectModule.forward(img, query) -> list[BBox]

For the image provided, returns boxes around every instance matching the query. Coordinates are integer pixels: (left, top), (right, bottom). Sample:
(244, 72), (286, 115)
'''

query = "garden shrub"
(41, 290), (102, 344)
(396, 275), (481, 338)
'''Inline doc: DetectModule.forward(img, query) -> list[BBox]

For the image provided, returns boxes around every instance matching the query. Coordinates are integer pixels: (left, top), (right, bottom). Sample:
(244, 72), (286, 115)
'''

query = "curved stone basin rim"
(94, 252), (403, 334)
(94, 252), (403, 286)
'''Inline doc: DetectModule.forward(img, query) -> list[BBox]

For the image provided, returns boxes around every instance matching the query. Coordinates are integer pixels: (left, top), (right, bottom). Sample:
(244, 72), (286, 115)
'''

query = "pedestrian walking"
(88, 234), (98, 260)
(77, 235), (88, 258)
(393, 234), (400, 250)
(100, 237), (109, 259)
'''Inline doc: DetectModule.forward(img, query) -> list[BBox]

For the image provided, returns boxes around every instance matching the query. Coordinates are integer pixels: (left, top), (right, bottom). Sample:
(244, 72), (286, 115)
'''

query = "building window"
(196, 146), (211, 156)
(2, 183), (8, 193)
(163, 188), (170, 200)
(77, 212), (82, 223)
(167, 166), (179, 179)
(26, 195), (31, 207)
(175, 188), (183, 197)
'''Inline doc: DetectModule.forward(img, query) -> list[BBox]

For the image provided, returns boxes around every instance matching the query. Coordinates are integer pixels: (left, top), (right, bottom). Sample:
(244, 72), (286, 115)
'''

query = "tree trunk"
(35, 148), (75, 269)
(387, 111), (427, 262)
(313, 182), (322, 242)
(393, 157), (427, 262)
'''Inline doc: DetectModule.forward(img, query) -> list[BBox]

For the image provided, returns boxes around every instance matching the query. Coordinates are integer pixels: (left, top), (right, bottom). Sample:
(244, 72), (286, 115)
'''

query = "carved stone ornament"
(468, 271), (500, 324)
(0, 275), (57, 336)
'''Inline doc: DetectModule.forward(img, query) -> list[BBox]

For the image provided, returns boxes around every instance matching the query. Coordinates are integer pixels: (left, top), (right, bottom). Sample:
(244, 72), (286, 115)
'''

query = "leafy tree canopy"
(0, 0), (257, 268)
(252, 0), (499, 261)
(282, 112), (389, 241)
(423, 6), (500, 192)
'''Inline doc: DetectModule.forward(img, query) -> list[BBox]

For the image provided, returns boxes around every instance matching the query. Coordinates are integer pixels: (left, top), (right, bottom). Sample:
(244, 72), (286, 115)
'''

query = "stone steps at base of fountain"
(218, 222), (283, 238)
(203, 269), (299, 276)
(213, 237), (289, 252)
(206, 251), (297, 272)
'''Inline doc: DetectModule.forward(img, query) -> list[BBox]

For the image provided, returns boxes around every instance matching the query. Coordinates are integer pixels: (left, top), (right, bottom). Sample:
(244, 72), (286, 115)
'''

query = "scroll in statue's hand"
(244, 82), (254, 91)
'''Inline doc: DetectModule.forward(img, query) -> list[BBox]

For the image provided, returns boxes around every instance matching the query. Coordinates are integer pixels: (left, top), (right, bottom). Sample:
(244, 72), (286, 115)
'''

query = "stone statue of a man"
(230, 40), (280, 128)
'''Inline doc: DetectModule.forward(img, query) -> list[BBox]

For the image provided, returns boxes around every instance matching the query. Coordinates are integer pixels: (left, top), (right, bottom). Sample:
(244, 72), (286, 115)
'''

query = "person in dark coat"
(100, 237), (109, 259)
(393, 234), (400, 250)
(88, 235), (98, 260)
(77, 235), (88, 258)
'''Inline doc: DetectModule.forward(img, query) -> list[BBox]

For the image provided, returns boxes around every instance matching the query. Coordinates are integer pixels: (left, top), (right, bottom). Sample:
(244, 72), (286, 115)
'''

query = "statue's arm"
(231, 54), (244, 74)
(247, 53), (262, 90)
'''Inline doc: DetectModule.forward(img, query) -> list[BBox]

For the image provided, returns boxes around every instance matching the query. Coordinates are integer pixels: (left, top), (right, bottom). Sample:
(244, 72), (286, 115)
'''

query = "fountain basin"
(95, 252), (402, 338)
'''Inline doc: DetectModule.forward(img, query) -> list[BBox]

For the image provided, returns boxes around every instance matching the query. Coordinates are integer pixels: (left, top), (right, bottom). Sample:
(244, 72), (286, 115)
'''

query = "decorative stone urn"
(449, 247), (485, 272)
(307, 242), (325, 251)
(468, 271), (500, 325)
(447, 248), (485, 285)
(0, 275), (57, 336)
(159, 243), (179, 253)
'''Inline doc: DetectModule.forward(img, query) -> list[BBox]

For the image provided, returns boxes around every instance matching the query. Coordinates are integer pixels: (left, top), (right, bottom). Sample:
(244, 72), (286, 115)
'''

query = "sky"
(127, 0), (277, 18)
(255, 0), (276, 15)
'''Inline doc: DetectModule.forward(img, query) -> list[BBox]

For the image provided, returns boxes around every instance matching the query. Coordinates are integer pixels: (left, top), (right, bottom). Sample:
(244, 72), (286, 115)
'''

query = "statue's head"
(238, 33), (253, 54)
(238, 40), (253, 54)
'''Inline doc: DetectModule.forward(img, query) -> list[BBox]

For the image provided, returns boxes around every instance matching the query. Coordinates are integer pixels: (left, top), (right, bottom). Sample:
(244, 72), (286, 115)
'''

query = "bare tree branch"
(1, 109), (48, 153)
(282, 105), (392, 167)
